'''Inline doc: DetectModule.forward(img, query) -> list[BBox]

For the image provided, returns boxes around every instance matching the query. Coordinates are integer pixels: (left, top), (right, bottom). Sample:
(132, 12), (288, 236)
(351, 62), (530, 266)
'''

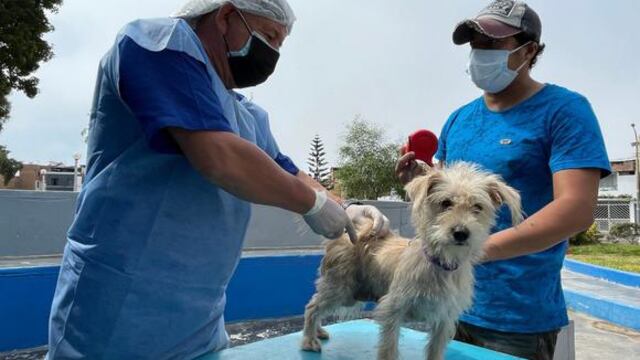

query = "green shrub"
(608, 223), (640, 239)
(570, 223), (602, 246)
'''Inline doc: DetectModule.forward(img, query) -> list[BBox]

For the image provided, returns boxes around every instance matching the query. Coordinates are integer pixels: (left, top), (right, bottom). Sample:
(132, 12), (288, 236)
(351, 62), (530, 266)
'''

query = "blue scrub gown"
(47, 18), (298, 359)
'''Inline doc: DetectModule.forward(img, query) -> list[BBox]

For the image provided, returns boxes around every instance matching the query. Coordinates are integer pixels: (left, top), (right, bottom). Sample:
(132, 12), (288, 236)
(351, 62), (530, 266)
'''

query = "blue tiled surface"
(198, 319), (522, 360)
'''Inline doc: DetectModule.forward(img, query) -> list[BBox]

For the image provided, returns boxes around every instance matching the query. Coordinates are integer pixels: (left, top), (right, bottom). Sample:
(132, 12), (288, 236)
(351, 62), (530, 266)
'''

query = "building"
(38, 166), (77, 192)
(327, 167), (344, 199)
(599, 159), (636, 197)
(0, 164), (44, 190)
(596, 159), (636, 231)
(0, 163), (84, 192)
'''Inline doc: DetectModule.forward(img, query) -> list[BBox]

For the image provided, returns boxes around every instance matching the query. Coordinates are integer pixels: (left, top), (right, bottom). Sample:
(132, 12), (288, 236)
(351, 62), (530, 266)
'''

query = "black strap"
(342, 200), (364, 209)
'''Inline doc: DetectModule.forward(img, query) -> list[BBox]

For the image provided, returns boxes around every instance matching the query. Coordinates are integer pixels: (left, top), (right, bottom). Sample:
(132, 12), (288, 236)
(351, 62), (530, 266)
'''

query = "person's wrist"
(293, 180), (318, 215)
(341, 199), (363, 210)
(482, 235), (503, 263)
(304, 190), (326, 216)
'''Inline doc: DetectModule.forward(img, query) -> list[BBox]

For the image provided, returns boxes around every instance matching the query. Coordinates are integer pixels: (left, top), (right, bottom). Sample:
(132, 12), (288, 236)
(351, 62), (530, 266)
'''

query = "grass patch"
(568, 244), (640, 273)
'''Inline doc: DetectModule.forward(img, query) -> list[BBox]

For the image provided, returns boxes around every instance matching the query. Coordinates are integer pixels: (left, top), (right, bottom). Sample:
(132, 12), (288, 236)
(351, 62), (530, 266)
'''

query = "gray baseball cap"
(453, 0), (541, 45)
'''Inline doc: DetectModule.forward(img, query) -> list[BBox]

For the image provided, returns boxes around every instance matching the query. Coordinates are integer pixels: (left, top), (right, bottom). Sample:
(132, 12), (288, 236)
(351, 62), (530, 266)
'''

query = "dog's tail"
(351, 217), (378, 244)
(326, 217), (377, 248)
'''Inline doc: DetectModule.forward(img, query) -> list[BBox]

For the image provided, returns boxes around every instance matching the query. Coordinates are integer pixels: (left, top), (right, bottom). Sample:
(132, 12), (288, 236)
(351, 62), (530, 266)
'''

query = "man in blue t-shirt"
(397, 1), (610, 359)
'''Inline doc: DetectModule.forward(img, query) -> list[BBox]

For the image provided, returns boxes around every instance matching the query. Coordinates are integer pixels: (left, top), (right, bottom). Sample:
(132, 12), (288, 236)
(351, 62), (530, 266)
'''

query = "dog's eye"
(473, 204), (484, 213)
(441, 199), (453, 210)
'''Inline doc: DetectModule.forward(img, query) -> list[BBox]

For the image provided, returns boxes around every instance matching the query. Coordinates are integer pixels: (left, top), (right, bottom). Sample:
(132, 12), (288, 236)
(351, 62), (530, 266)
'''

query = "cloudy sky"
(1, 0), (638, 169)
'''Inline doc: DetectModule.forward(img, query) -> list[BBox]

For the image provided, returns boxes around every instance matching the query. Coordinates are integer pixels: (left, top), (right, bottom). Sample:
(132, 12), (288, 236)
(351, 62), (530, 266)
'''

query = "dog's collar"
(425, 252), (459, 271)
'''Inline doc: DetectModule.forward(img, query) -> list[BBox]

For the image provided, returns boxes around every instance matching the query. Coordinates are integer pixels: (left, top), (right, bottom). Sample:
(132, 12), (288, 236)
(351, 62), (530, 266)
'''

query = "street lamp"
(73, 153), (82, 192)
(39, 169), (47, 191)
(631, 124), (640, 223)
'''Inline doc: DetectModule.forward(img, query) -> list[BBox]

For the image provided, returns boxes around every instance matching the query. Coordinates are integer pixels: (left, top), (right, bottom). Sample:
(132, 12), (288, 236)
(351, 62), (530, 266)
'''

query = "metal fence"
(594, 198), (633, 232)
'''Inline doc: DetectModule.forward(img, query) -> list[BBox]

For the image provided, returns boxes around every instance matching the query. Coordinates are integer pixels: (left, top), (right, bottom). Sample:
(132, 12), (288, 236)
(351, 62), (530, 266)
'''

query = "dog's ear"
(487, 179), (524, 226)
(405, 170), (443, 204)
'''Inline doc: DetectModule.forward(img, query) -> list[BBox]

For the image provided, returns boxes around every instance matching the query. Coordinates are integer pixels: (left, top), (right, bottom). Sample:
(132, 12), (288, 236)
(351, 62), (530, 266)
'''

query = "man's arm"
(483, 169), (600, 261)
(170, 128), (315, 214)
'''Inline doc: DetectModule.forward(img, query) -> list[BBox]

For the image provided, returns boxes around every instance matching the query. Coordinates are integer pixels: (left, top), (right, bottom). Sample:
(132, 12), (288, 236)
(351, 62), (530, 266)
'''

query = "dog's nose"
(452, 227), (469, 243)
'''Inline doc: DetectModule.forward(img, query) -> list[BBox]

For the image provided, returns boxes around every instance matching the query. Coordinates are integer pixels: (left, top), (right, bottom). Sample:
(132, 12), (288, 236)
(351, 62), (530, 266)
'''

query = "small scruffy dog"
(301, 162), (523, 360)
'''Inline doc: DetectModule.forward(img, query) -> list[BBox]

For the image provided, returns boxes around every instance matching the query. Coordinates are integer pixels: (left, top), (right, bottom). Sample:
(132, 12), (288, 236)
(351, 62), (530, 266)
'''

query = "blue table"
(199, 319), (521, 359)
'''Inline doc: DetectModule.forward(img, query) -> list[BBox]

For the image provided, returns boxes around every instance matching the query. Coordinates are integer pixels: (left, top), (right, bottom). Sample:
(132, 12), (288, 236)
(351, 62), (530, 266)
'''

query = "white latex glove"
(303, 191), (356, 242)
(345, 204), (390, 237)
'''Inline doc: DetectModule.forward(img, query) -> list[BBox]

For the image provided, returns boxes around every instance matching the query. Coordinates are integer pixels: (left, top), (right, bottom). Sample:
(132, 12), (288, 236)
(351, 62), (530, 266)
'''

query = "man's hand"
(346, 205), (390, 237)
(395, 152), (427, 185)
(304, 190), (356, 242)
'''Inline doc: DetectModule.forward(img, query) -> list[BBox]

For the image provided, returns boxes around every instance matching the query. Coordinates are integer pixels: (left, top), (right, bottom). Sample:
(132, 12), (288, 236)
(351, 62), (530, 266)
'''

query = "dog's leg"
(316, 324), (330, 340)
(375, 295), (406, 360)
(301, 288), (347, 352)
(426, 321), (456, 360)
(302, 293), (324, 352)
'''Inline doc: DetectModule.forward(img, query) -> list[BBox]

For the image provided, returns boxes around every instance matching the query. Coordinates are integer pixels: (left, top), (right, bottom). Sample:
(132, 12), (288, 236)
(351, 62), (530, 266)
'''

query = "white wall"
(600, 173), (637, 198)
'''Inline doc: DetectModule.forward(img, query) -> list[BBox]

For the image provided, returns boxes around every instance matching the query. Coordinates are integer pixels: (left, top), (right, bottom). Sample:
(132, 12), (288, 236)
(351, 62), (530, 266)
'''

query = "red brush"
(401, 129), (438, 166)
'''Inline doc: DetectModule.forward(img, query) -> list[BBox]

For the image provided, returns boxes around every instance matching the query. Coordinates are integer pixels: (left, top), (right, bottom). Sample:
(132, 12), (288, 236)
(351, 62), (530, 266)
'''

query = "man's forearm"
(171, 129), (315, 214)
(484, 197), (594, 261)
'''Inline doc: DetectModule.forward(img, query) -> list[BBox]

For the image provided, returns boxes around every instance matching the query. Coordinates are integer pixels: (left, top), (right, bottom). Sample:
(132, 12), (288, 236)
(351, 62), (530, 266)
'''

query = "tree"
(0, 1), (59, 184)
(0, 145), (22, 185)
(0, 0), (63, 130)
(336, 116), (405, 200)
(307, 134), (332, 189)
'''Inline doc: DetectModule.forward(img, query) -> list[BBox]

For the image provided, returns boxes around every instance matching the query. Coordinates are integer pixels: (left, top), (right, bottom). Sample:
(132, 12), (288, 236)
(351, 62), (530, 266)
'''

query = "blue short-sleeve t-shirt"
(435, 84), (610, 333)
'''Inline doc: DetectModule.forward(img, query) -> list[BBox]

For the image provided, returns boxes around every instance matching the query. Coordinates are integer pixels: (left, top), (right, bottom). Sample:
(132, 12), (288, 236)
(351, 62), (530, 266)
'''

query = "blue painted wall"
(225, 255), (321, 322)
(0, 255), (323, 352)
(564, 290), (640, 331)
(0, 266), (59, 352)
(6, 256), (640, 352)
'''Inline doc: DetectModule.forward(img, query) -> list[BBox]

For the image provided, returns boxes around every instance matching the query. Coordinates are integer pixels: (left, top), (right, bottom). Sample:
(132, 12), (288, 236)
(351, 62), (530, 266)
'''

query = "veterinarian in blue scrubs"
(397, 1), (610, 359)
(46, 0), (389, 358)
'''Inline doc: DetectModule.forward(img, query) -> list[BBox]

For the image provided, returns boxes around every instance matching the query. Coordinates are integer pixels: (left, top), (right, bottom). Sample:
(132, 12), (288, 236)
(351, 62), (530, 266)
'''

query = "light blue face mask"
(467, 42), (531, 94)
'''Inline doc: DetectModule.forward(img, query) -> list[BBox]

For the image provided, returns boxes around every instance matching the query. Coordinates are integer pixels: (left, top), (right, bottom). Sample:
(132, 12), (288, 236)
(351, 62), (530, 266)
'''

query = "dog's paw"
(317, 327), (330, 340)
(301, 337), (322, 352)
(377, 347), (399, 360)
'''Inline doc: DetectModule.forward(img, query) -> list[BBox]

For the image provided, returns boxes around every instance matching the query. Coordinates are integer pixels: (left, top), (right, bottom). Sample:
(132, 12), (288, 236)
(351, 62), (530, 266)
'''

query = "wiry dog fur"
(301, 162), (523, 360)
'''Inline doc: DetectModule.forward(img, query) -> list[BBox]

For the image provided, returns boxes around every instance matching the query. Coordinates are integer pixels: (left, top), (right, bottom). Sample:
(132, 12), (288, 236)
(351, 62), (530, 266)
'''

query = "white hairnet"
(173, 0), (296, 34)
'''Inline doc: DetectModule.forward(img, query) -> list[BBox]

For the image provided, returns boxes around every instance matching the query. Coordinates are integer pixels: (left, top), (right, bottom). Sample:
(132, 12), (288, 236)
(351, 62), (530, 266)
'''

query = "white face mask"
(467, 42), (531, 94)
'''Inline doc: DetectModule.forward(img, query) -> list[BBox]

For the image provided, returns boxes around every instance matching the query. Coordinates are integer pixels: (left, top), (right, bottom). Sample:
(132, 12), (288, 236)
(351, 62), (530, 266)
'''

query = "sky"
(1, 0), (639, 169)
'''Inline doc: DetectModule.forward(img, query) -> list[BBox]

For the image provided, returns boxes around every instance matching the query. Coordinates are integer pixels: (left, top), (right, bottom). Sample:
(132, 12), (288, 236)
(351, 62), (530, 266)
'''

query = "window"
(599, 173), (618, 191)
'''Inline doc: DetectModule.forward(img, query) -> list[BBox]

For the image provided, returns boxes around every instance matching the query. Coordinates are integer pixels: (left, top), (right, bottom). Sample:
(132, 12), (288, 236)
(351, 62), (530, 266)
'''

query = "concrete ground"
(3, 311), (638, 360)
(570, 310), (640, 359)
